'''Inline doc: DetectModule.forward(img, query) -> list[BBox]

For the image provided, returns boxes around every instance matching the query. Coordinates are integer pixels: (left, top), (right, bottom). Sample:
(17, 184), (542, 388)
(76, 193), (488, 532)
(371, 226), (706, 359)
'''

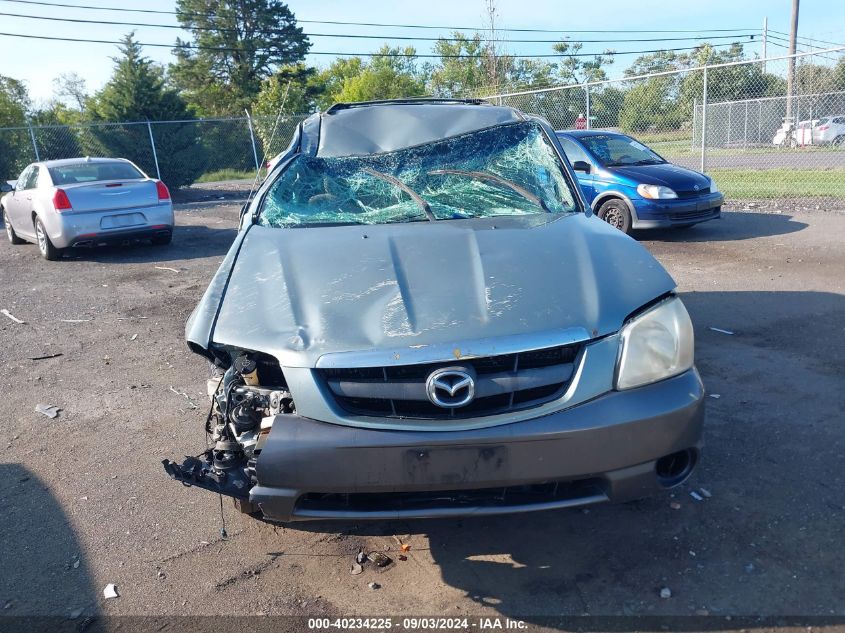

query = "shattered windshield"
(259, 121), (578, 227)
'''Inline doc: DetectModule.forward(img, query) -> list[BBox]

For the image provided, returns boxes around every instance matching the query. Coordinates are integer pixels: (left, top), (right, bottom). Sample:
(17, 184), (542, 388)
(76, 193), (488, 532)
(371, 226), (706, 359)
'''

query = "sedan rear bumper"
(46, 203), (174, 248)
(67, 225), (172, 248)
(250, 368), (705, 522)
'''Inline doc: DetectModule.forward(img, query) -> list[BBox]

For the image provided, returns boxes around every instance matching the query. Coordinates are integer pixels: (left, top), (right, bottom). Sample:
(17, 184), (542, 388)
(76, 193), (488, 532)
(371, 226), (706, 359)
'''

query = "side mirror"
(572, 161), (591, 174)
(0, 181), (13, 193)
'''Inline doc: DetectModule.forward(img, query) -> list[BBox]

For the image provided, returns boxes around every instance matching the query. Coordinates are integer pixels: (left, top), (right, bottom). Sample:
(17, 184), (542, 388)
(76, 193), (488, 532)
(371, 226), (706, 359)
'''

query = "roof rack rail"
(325, 97), (490, 114)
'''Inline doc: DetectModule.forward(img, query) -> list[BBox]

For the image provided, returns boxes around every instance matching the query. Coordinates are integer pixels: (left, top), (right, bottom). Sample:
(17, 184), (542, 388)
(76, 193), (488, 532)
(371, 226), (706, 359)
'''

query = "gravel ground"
(0, 205), (843, 632)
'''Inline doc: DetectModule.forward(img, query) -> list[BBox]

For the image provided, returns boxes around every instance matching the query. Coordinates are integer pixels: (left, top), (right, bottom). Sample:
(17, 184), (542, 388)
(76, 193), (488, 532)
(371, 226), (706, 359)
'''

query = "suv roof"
(303, 99), (527, 158)
(557, 130), (624, 139)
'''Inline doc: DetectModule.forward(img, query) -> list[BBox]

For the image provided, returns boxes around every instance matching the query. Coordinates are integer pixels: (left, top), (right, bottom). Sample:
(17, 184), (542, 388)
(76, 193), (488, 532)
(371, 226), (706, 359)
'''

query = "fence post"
(700, 66), (708, 173)
(692, 98), (698, 152)
(244, 109), (260, 171)
(584, 84), (591, 129)
(146, 120), (161, 180)
(726, 102), (732, 146)
(743, 101), (749, 148)
(26, 119), (40, 162)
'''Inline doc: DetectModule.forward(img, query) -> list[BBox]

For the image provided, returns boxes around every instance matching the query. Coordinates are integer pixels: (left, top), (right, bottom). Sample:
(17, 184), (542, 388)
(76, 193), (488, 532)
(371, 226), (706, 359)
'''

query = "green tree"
(30, 103), (84, 160)
(617, 43), (785, 134)
(318, 46), (426, 107)
(0, 75), (31, 179)
(171, 0), (310, 115)
(314, 57), (365, 109)
(618, 77), (684, 132)
(88, 34), (204, 188)
(253, 63), (324, 157)
(427, 33), (488, 97)
(254, 63), (324, 116)
(553, 40), (615, 85)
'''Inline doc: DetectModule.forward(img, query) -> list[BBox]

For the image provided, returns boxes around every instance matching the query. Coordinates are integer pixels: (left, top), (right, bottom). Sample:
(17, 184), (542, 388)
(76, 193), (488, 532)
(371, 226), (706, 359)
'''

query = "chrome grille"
(318, 343), (581, 419)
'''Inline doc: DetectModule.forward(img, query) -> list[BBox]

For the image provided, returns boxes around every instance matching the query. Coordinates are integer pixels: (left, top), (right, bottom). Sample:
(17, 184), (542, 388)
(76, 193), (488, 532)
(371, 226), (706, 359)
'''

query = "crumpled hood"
(610, 163), (711, 190)
(187, 213), (675, 367)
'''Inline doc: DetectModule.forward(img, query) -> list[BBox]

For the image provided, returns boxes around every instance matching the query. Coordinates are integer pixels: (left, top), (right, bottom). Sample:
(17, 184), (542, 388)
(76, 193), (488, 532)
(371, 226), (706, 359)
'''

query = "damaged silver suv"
(164, 99), (704, 522)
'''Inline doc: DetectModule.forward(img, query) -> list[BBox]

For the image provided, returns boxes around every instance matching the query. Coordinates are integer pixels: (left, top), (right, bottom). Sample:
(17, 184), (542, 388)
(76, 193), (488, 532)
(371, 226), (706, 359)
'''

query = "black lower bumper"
(70, 226), (171, 247)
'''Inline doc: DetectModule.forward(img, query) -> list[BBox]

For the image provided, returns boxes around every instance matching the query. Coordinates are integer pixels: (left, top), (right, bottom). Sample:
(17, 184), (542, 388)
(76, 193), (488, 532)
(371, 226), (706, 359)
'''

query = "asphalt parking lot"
(1, 201), (843, 630)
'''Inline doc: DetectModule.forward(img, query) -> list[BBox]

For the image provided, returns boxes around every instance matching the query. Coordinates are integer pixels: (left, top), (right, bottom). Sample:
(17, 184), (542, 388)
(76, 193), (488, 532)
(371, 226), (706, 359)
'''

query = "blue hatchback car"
(556, 130), (724, 233)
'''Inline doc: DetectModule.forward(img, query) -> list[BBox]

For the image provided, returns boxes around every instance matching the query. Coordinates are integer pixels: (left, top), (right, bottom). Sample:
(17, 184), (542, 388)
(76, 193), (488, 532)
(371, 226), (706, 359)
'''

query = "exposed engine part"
(162, 452), (254, 500)
(165, 351), (295, 503)
(233, 353), (260, 386)
(207, 352), (295, 456)
(212, 440), (244, 470)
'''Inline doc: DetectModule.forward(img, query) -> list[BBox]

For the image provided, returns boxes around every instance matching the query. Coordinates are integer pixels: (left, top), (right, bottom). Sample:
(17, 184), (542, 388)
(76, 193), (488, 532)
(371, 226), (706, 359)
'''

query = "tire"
(152, 231), (172, 246)
(833, 135), (845, 147)
(2, 209), (25, 245)
(596, 198), (632, 234)
(35, 217), (62, 261)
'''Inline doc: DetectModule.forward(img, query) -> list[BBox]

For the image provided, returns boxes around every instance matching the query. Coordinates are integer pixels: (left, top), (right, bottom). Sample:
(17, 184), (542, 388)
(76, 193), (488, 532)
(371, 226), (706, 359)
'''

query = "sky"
(1, 0), (844, 105)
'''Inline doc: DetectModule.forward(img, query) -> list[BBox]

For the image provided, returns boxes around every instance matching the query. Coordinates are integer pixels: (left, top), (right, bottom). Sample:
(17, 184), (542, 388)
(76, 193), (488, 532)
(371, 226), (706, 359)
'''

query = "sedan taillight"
(52, 188), (72, 211)
(817, 125), (829, 131)
(156, 180), (170, 201)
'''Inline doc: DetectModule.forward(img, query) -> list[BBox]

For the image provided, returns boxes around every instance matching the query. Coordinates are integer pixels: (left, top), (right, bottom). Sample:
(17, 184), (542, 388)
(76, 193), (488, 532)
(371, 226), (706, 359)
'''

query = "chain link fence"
(3, 47), (845, 208)
(0, 114), (309, 189)
(487, 46), (845, 210)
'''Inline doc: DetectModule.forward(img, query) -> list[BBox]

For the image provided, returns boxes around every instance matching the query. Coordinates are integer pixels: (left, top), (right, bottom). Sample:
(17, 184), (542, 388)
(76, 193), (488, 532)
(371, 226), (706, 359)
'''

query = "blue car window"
(557, 136), (590, 166)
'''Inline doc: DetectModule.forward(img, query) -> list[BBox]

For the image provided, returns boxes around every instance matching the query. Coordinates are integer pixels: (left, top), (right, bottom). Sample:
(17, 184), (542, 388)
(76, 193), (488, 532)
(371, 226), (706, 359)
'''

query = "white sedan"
(1, 157), (174, 260)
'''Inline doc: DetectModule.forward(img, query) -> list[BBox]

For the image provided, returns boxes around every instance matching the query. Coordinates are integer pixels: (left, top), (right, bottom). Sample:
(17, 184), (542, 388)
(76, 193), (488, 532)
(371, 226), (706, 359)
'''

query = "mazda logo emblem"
(425, 367), (476, 408)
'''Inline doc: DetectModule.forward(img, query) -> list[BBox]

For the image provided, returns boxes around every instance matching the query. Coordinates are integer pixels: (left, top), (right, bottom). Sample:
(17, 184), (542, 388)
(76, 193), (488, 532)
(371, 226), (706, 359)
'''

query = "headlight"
(708, 178), (720, 194)
(616, 297), (694, 390)
(636, 184), (677, 199)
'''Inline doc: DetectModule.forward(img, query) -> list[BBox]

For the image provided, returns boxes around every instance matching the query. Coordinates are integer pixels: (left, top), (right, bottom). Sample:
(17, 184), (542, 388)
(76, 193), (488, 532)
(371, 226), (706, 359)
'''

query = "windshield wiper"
(428, 169), (550, 212)
(362, 167), (436, 222)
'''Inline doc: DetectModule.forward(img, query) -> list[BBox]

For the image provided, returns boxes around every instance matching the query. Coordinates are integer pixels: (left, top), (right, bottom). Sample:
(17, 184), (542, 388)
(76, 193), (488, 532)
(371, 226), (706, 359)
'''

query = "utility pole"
(761, 16), (768, 72)
(785, 0), (800, 123)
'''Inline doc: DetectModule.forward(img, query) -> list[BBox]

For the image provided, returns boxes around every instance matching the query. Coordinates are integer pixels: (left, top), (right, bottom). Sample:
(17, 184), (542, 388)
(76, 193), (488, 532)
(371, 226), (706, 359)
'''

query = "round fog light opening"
(655, 449), (695, 487)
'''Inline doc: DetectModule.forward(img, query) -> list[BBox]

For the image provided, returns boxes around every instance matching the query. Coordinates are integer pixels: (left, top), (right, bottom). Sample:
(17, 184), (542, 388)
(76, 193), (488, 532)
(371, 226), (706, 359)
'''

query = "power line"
(0, 11), (761, 44)
(0, 30), (756, 57)
(769, 29), (845, 48)
(0, 0), (758, 34)
(766, 35), (841, 62)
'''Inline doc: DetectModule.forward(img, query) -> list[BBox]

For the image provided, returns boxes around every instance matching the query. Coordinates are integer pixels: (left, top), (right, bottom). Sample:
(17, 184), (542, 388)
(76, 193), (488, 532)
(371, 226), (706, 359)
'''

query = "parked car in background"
(163, 99), (704, 523)
(793, 119), (821, 146)
(1, 157), (173, 260)
(265, 152), (283, 172)
(772, 119), (842, 147)
(772, 119), (794, 146)
(556, 130), (723, 233)
(797, 116), (845, 146)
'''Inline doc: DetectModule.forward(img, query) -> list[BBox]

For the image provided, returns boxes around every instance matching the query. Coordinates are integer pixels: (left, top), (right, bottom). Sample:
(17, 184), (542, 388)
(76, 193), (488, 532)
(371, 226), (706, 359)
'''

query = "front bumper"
(631, 192), (724, 229)
(248, 368), (704, 522)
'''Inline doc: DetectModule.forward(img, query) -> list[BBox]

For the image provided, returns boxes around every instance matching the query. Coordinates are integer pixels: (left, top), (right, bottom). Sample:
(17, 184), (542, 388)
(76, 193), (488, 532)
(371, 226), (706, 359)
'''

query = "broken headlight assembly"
(615, 297), (694, 390)
(162, 350), (293, 503)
